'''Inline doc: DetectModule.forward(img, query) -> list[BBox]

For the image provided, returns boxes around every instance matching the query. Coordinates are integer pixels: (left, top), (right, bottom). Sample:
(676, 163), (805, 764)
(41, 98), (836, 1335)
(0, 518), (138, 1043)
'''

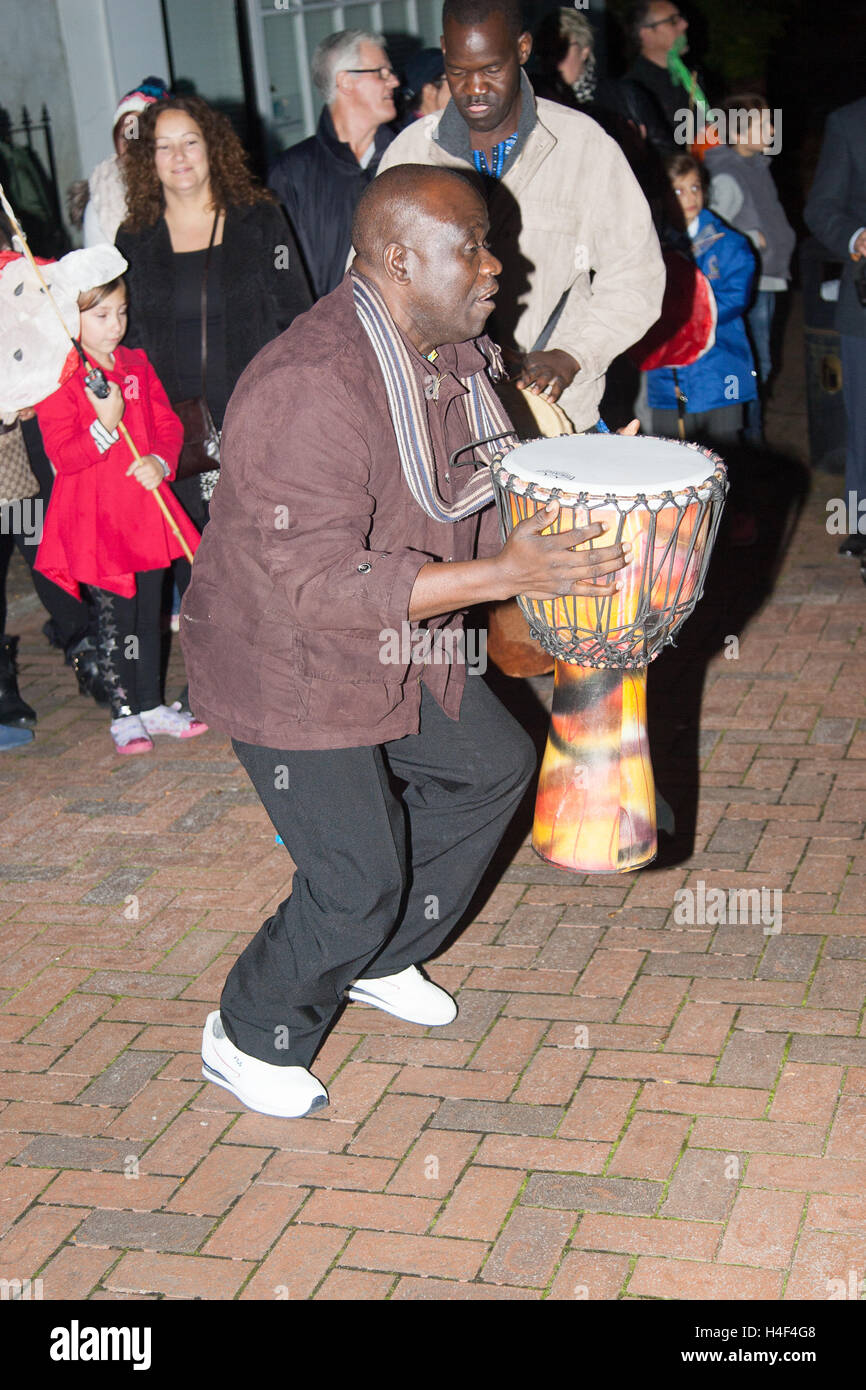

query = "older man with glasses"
(269, 29), (400, 299)
(626, 0), (693, 143)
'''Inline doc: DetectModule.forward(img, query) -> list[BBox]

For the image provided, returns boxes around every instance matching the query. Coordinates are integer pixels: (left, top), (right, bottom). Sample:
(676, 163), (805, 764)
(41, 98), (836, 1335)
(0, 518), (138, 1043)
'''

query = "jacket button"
(357, 562), (371, 573)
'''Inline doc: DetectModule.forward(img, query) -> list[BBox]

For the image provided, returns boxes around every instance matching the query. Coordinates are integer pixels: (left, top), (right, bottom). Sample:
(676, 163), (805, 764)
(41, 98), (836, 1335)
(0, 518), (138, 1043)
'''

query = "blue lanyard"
(472, 132), (518, 180)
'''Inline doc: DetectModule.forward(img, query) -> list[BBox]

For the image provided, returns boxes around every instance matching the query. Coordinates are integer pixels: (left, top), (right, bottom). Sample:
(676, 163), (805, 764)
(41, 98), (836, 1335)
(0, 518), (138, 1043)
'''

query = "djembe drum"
(491, 433), (727, 873)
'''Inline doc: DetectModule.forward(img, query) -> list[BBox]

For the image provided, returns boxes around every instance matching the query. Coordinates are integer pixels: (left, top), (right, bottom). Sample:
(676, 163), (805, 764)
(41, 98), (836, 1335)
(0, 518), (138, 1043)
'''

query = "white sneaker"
(346, 964), (458, 1026)
(201, 1011), (328, 1118)
(110, 713), (153, 756)
(140, 703), (208, 738)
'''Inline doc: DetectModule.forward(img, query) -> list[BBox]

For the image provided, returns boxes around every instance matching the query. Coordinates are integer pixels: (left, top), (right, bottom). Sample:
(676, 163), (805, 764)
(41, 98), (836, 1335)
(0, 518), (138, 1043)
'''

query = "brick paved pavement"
(0, 300), (864, 1301)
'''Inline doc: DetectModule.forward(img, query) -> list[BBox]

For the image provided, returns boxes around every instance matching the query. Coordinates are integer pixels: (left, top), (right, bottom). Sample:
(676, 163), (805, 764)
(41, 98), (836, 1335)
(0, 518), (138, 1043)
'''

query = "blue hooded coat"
(647, 207), (758, 415)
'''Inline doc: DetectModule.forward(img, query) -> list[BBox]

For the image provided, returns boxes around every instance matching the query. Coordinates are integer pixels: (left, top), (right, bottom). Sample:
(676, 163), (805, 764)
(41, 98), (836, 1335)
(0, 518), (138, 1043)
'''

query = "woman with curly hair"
(116, 95), (311, 536)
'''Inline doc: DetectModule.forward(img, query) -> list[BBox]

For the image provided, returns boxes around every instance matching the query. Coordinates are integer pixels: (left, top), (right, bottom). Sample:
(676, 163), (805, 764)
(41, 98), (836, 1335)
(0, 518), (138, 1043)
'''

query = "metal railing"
(0, 104), (63, 230)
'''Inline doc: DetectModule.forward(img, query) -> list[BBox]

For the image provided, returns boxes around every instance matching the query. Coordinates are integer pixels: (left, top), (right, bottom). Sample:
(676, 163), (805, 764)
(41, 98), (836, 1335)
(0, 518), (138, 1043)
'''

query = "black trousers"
(841, 334), (866, 510)
(0, 514), (88, 644)
(91, 569), (164, 717)
(221, 677), (536, 1068)
(651, 402), (744, 447)
(170, 474), (207, 605)
(0, 419), (91, 646)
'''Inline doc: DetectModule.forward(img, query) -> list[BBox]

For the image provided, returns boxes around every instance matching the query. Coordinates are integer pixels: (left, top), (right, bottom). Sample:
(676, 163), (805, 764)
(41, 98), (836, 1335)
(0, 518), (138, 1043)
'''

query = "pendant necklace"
(424, 347), (443, 402)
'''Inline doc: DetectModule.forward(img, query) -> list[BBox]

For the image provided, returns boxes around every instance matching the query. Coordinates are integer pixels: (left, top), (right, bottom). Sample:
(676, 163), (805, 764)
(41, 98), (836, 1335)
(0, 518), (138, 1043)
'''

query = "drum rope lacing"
(491, 458), (728, 670)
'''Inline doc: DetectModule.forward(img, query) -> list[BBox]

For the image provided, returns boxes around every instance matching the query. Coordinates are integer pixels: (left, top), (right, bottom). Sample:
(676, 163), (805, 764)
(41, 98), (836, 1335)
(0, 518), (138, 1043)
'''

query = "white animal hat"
(0, 243), (128, 416)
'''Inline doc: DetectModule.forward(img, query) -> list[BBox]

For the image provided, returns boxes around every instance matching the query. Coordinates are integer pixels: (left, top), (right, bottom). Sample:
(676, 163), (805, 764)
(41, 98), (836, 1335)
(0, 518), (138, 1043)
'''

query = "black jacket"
(268, 107), (394, 300)
(805, 97), (866, 339)
(530, 69), (667, 205)
(115, 200), (312, 404)
(625, 55), (687, 145)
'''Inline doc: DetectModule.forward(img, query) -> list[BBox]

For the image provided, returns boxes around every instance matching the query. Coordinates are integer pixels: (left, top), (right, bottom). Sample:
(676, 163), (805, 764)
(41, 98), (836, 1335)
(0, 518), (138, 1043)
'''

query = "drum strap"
(352, 270), (519, 523)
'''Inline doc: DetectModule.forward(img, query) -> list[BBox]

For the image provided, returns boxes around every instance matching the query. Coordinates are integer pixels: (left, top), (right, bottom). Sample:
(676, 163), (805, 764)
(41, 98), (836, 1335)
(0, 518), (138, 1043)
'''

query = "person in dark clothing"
(531, 7), (596, 109)
(625, 0), (693, 144)
(804, 96), (866, 564)
(397, 48), (451, 129)
(268, 29), (399, 300)
(531, 7), (666, 207)
(116, 95), (311, 538)
(184, 166), (629, 1117)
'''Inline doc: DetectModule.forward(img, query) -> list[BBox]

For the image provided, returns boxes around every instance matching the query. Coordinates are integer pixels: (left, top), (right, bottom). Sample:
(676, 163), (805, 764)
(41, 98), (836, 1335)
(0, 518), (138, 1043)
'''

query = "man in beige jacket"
(372, 0), (665, 431)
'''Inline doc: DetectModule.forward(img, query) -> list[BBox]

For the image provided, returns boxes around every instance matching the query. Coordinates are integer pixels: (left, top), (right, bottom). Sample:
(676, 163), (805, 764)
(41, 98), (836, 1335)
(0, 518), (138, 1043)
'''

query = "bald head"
(350, 163), (500, 355)
(352, 164), (483, 269)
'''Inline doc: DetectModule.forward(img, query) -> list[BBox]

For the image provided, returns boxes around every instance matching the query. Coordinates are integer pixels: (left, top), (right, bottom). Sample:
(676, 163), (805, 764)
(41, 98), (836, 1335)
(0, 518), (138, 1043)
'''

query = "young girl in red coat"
(35, 276), (207, 753)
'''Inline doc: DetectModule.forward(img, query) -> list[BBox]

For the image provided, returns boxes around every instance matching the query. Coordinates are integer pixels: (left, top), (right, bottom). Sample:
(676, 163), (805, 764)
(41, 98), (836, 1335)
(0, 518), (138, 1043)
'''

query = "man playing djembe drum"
(181, 165), (629, 1118)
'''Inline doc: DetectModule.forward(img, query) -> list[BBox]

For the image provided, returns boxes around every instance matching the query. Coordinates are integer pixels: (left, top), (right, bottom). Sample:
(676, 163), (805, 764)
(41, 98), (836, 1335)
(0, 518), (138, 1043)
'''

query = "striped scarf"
(352, 271), (517, 523)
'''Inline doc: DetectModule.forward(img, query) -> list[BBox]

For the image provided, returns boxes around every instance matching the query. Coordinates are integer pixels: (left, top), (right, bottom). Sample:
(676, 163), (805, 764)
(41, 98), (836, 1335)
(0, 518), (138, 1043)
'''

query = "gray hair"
(311, 29), (387, 103)
(557, 8), (594, 49)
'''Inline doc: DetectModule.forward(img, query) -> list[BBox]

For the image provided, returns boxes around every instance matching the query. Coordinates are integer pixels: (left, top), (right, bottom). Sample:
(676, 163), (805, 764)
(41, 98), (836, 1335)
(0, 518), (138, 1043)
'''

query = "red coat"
(35, 346), (200, 599)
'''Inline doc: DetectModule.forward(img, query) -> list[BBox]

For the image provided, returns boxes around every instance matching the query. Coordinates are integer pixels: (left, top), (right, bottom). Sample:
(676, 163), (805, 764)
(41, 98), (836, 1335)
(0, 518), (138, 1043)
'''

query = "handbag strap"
(200, 210), (220, 404)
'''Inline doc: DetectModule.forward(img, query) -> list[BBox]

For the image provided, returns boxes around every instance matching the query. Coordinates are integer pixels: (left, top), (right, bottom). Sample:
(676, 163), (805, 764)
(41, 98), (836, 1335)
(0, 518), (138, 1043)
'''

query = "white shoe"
(201, 1011), (328, 1118)
(346, 964), (458, 1026)
(110, 713), (153, 756)
(140, 703), (207, 738)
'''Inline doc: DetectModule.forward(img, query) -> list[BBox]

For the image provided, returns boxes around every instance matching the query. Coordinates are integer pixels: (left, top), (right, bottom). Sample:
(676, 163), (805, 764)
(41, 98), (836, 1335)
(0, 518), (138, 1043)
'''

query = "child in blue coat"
(648, 153), (759, 544)
(649, 153), (758, 450)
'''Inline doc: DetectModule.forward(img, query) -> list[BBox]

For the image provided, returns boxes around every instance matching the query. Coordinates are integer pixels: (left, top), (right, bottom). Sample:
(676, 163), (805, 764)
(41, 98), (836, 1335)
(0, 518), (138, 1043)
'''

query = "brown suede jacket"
(180, 273), (504, 750)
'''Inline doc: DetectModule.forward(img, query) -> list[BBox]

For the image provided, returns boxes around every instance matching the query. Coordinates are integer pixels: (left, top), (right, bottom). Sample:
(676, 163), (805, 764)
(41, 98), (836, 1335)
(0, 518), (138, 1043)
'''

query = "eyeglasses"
(343, 66), (396, 81)
(643, 12), (684, 27)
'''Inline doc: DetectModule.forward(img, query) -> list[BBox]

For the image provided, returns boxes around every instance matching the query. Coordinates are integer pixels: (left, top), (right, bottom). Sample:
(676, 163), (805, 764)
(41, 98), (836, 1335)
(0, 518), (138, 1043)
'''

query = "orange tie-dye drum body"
(491, 435), (727, 873)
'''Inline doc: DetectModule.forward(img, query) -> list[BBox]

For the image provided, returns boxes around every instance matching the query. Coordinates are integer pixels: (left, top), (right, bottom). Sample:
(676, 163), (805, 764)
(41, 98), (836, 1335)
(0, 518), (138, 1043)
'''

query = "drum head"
(496, 380), (575, 438)
(503, 434), (716, 496)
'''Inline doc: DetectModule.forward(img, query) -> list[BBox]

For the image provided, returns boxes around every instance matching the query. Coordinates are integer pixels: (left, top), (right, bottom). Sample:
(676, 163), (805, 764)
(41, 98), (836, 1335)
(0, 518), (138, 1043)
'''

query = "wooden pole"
(120, 424), (195, 564)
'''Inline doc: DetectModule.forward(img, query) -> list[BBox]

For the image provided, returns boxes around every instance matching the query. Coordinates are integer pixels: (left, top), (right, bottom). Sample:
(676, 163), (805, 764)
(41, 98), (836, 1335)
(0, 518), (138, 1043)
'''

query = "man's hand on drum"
(511, 349), (579, 403)
(495, 504), (631, 600)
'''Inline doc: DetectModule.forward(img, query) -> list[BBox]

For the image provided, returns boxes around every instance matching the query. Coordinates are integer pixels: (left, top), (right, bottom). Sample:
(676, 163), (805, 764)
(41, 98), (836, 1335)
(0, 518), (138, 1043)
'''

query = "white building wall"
(58, 0), (170, 175)
(0, 0), (82, 227)
(0, 0), (170, 237)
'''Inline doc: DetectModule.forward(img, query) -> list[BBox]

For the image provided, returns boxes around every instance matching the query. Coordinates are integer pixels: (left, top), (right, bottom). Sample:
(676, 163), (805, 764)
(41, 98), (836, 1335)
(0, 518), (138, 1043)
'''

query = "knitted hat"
(112, 76), (170, 131)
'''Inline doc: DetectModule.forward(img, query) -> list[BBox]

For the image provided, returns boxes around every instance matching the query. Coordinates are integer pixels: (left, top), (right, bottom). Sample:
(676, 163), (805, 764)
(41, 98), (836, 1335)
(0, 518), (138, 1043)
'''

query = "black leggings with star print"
(90, 569), (164, 718)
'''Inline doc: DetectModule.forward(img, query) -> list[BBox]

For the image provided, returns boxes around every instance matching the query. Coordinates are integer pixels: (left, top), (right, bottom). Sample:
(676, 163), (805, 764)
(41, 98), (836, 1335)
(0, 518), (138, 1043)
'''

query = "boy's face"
(734, 108), (774, 153)
(80, 286), (128, 358)
(669, 172), (704, 227)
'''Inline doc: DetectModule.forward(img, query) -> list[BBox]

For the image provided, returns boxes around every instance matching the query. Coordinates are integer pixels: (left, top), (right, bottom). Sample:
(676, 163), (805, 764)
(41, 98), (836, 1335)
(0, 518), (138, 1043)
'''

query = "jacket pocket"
(293, 627), (412, 684)
(292, 626), (414, 730)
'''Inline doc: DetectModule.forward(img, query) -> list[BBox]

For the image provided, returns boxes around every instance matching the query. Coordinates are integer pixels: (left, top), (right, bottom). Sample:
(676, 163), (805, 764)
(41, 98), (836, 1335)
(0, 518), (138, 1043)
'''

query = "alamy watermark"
(673, 879), (782, 933)
(673, 106), (782, 157)
(49, 1321), (151, 1370)
(0, 498), (43, 545)
(379, 622), (487, 674)
(826, 492), (866, 536)
(1, 1277), (43, 1300)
